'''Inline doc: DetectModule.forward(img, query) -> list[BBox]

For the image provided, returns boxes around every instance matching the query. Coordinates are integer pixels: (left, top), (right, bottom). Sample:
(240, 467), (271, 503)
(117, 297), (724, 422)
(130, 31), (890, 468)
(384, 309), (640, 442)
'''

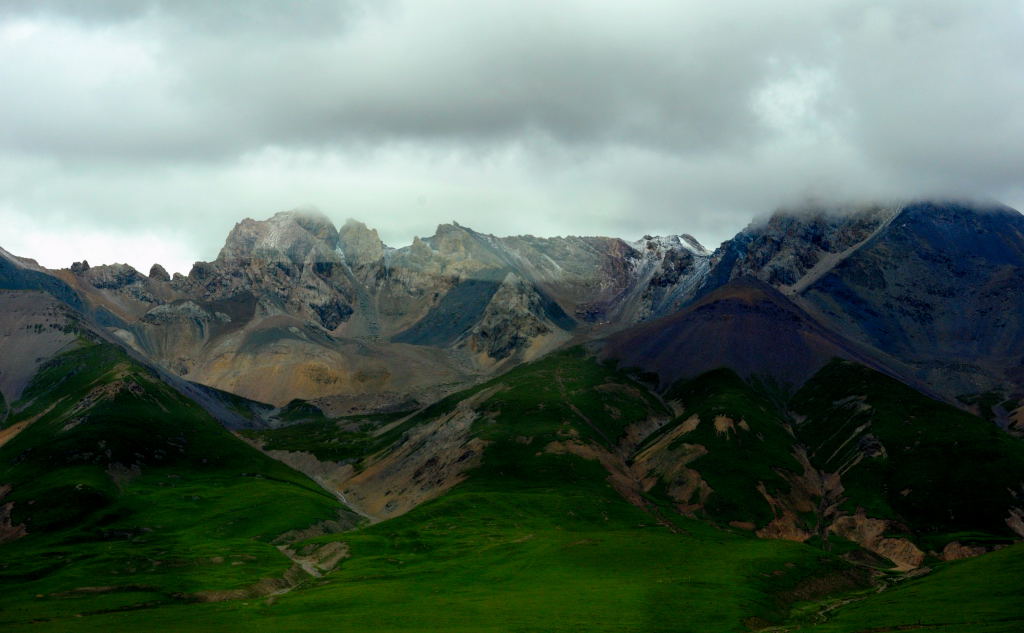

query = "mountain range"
(1, 199), (1023, 632)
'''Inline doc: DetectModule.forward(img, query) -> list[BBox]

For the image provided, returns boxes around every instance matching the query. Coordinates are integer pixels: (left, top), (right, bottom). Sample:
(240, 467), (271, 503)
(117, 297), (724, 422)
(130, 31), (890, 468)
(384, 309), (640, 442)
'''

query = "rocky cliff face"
(10, 199), (1024, 411)
(798, 201), (1024, 395)
(687, 200), (1024, 399)
(173, 211), (355, 331)
(697, 203), (900, 295)
(32, 210), (710, 408)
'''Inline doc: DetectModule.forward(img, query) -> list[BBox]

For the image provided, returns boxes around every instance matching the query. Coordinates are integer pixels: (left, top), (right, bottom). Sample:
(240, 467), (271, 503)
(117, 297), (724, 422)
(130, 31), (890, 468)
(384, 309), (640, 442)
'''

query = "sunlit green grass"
(1, 483), (856, 633)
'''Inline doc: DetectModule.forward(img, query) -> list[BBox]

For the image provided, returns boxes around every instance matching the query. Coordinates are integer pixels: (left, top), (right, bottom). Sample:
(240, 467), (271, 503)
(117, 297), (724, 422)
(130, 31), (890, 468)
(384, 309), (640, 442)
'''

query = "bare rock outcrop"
(9, 210), (715, 411)
(1007, 506), (1024, 538)
(941, 541), (987, 561)
(149, 263), (170, 282)
(830, 510), (925, 570)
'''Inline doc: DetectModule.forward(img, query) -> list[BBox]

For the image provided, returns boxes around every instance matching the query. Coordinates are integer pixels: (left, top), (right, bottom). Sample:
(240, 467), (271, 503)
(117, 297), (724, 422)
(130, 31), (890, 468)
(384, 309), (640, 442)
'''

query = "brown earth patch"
(329, 386), (500, 520)
(1007, 507), (1024, 538)
(277, 541), (349, 577)
(941, 541), (987, 561)
(0, 399), (64, 449)
(629, 417), (711, 512)
(0, 484), (27, 544)
(0, 421), (29, 449)
(830, 510), (924, 570)
(713, 415), (735, 435)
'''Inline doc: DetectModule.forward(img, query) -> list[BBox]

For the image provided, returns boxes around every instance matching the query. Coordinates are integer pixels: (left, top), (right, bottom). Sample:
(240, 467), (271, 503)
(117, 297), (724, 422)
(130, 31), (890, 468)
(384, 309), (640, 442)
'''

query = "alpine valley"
(2, 199), (1024, 633)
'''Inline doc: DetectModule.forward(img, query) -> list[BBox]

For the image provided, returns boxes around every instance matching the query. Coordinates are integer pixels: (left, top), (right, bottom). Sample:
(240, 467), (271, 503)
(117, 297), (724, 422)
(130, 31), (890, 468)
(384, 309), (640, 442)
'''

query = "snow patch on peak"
(631, 234), (709, 257)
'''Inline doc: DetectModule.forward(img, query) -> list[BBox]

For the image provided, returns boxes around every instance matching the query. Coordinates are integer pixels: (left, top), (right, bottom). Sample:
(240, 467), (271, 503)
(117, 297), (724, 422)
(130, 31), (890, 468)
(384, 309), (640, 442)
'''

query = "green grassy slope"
(3, 348), (1022, 632)
(0, 348), (867, 632)
(792, 360), (1024, 543)
(242, 347), (671, 474)
(2, 453), (860, 633)
(225, 352), (1024, 633)
(793, 543), (1024, 633)
(654, 368), (804, 527)
(240, 409), (411, 464)
(0, 342), (351, 626)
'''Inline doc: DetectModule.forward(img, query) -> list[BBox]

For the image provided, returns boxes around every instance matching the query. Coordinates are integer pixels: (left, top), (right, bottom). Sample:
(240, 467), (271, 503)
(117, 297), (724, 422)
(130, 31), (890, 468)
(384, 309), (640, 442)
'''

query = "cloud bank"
(1, 0), (1022, 273)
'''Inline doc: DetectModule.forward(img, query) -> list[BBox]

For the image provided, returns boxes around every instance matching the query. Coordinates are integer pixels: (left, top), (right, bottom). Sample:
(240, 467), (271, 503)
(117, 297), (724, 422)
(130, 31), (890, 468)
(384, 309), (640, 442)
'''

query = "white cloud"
(1, 203), (196, 274)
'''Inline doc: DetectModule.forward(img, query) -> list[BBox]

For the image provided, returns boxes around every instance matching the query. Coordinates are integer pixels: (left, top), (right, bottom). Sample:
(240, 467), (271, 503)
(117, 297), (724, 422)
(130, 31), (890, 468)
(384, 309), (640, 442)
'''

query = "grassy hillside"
(792, 543), (1024, 632)
(0, 348), (868, 632)
(1, 457), (862, 633)
(3, 348), (1022, 632)
(793, 360), (1024, 544)
(655, 368), (804, 527)
(0, 342), (353, 626)
(241, 409), (411, 463)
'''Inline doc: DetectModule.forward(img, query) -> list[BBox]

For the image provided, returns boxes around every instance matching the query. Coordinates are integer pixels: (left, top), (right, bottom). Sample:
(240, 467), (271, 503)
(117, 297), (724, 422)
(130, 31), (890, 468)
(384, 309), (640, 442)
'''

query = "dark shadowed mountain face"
(653, 200), (1024, 404)
(791, 360), (1024, 544)
(0, 247), (84, 313)
(696, 203), (900, 294)
(798, 202), (1024, 395)
(600, 277), (889, 393)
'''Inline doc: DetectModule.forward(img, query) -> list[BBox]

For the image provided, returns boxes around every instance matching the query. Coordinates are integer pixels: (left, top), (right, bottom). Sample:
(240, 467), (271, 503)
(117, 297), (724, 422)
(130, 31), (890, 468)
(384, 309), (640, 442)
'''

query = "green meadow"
(1, 346), (1022, 632)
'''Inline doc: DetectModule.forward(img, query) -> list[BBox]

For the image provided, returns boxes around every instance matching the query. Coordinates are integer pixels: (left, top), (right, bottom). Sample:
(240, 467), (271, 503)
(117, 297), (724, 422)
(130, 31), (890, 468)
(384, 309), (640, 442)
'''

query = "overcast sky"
(2, 0), (1023, 273)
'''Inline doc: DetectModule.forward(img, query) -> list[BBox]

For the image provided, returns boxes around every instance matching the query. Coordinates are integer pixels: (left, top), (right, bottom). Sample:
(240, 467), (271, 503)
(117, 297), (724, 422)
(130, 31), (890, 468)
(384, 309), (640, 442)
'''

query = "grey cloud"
(827, 1), (1024, 194)
(0, 0), (355, 33)
(4, 0), (1018, 165)
(0, 1), (826, 159)
(1, 0), (1023, 273)
(0, 0), (151, 23)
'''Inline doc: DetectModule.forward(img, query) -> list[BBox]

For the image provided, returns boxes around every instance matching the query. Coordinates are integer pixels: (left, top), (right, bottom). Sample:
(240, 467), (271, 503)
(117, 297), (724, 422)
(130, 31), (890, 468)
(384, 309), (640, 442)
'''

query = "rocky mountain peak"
(422, 222), (504, 272)
(408, 235), (435, 260)
(889, 200), (1024, 264)
(217, 209), (341, 265)
(705, 202), (901, 289)
(428, 222), (474, 248)
(10, 199), (1024, 424)
(83, 263), (145, 290)
(770, 202), (896, 235)
(632, 234), (709, 257)
(680, 234), (707, 254)
(287, 209), (339, 243)
(338, 219), (386, 268)
(149, 263), (170, 282)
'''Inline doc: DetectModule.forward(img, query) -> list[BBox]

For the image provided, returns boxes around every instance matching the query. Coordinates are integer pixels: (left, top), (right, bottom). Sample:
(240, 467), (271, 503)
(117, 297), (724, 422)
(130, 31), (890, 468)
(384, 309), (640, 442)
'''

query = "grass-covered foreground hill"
(1, 344), (1022, 631)
(0, 340), (358, 626)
